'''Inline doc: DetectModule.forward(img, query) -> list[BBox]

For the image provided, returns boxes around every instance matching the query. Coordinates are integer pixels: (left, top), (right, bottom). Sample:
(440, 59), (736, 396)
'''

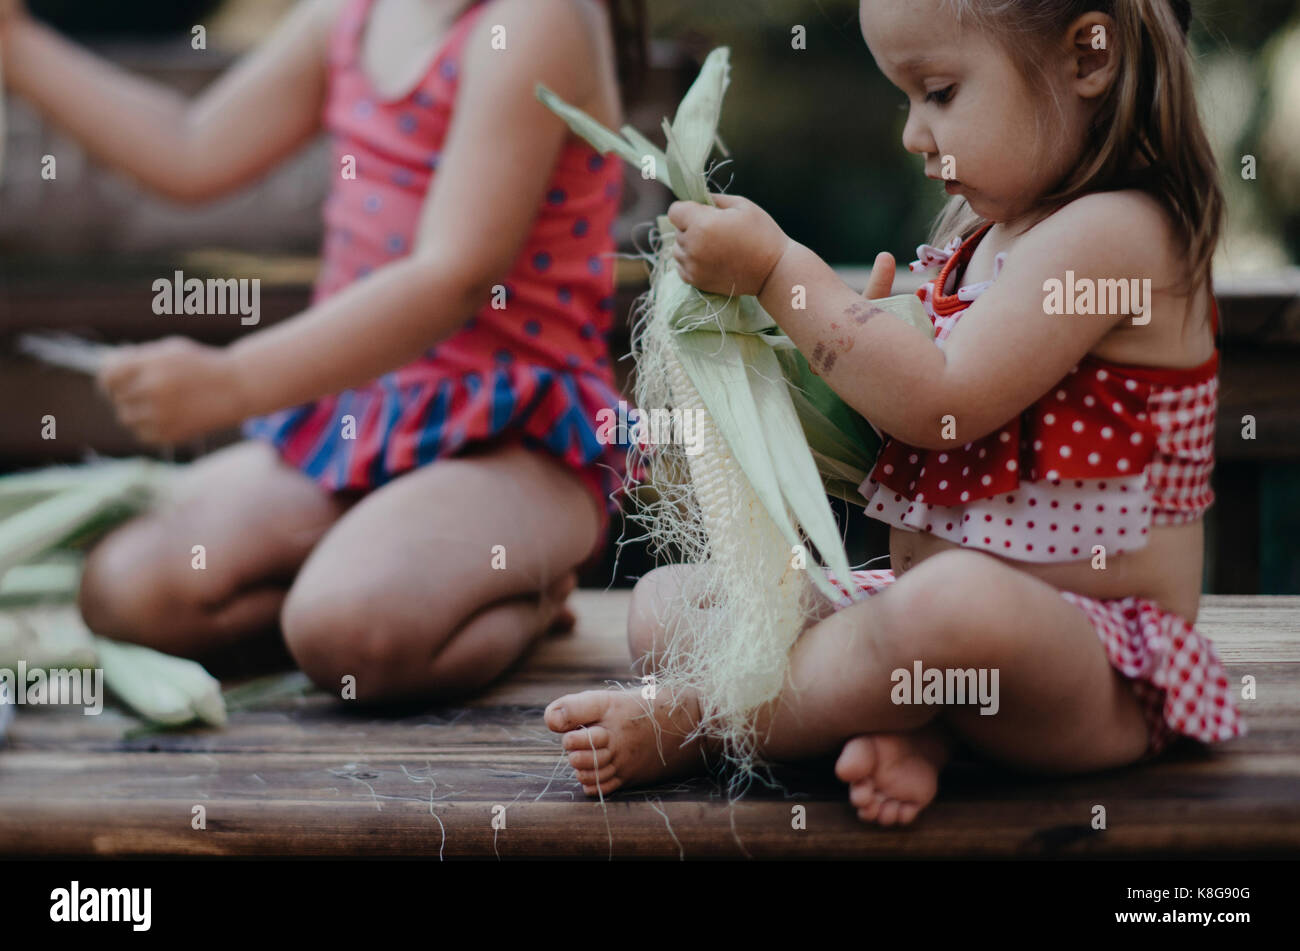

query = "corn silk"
(537, 48), (934, 785)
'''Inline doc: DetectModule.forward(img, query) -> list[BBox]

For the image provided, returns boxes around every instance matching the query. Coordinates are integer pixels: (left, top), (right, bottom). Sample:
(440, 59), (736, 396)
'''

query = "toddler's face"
(860, 0), (1083, 224)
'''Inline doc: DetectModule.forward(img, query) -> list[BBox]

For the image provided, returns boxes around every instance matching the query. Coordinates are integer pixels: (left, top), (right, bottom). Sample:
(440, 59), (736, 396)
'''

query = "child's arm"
(0, 0), (338, 202)
(98, 0), (606, 444)
(670, 192), (1169, 449)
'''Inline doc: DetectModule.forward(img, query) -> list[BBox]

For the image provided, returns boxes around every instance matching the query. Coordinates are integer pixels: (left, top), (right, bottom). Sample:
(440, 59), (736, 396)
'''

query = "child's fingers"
(671, 245), (698, 286)
(667, 198), (711, 232)
(114, 397), (155, 432)
(863, 251), (896, 299)
(97, 346), (142, 397)
(709, 192), (745, 209)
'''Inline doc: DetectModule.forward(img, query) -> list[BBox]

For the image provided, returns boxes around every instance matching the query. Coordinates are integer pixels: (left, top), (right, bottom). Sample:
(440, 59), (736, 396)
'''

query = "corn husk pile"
(538, 49), (933, 784)
(0, 460), (227, 728)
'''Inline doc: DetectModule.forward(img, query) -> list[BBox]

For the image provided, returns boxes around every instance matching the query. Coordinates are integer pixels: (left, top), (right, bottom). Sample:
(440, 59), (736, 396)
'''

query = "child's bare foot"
(835, 726), (951, 826)
(544, 687), (710, 796)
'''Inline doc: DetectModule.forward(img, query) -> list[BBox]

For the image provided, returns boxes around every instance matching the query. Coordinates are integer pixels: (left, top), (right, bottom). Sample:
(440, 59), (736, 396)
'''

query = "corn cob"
(0, 604), (97, 670)
(540, 48), (934, 779)
(0, 461), (224, 727)
(94, 635), (226, 728)
(0, 555), (82, 606)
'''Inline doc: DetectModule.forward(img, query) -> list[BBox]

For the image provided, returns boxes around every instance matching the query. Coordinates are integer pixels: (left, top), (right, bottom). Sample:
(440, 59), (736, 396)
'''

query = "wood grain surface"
(1, 593), (1296, 858)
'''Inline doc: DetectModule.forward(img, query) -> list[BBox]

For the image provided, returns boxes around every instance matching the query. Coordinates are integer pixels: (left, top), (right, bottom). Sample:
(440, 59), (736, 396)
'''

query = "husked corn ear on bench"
(0, 591), (1296, 859)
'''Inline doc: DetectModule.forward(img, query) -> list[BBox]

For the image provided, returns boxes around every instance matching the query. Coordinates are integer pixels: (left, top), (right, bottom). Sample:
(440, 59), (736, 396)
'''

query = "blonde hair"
(931, 0), (1223, 295)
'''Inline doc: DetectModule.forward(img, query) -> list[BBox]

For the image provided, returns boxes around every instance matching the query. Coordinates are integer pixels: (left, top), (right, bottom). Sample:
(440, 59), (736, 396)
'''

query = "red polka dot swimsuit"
(839, 223), (1244, 755)
(242, 0), (627, 539)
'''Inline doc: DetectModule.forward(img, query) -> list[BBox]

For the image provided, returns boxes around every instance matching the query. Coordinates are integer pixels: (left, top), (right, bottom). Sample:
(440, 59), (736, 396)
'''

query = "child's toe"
(848, 779), (876, 808)
(544, 690), (610, 732)
(561, 724), (610, 752)
(861, 791), (887, 822)
(574, 762), (619, 786)
(835, 735), (877, 783)
(565, 741), (614, 770)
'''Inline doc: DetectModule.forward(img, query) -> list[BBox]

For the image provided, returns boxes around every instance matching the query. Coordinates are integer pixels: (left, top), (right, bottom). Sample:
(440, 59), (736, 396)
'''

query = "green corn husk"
(0, 605), (98, 670)
(0, 604), (227, 728)
(539, 53), (932, 600)
(0, 460), (172, 580)
(539, 50), (935, 783)
(0, 460), (224, 728)
(0, 554), (83, 606)
(94, 634), (227, 728)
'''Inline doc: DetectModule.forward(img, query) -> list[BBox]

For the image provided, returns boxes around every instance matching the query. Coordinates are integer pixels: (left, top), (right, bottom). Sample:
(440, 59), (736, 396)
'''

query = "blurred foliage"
(648, 0), (1300, 269)
(27, 0), (1300, 267)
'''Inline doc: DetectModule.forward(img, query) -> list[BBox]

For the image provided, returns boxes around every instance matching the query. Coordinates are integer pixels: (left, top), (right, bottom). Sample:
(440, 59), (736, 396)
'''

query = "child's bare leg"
(754, 549), (1149, 765)
(763, 549), (1149, 823)
(551, 549), (1150, 813)
(546, 562), (842, 795)
(545, 564), (715, 793)
(280, 443), (600, 700)
(78, 441), (346, 658)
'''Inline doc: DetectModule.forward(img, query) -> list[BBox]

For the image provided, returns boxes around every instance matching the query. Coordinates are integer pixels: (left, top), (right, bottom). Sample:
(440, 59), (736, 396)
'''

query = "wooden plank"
(0, 592), (1297, 858)
(1, 751), (1296, 858)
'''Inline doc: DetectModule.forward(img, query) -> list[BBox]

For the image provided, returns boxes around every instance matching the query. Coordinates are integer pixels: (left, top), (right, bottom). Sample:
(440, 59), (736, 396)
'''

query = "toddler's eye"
(925, 85), (955, 105)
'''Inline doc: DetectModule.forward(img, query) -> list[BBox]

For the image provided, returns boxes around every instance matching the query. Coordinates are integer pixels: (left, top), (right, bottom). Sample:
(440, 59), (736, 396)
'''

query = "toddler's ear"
(1067, 12), (1119, 99)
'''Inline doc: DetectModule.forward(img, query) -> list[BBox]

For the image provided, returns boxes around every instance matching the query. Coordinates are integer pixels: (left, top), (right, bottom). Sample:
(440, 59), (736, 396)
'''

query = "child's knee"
(281, 575), (415, 698)
(626, 565), (693, 662)
(872, 549), (1014, 668)
(626, 574), (660, 660)
(78, 522), (220, 639)
(79, 539), (150, 639)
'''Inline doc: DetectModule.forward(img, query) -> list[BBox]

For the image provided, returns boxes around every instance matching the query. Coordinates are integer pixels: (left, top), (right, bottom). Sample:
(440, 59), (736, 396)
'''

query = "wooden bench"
(1, 591), (1296, 858)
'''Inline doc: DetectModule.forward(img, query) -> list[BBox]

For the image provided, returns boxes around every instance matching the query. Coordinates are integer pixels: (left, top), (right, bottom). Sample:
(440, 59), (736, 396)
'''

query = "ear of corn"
(0, 461), (225, 728)
(539, 50), (935, 781)
(17, 332), (116, 375)
(94, 634), (227, 728)
(0, 463), (151, 579)
(0, 554), (82, 606)
(0, 604), (98, 670)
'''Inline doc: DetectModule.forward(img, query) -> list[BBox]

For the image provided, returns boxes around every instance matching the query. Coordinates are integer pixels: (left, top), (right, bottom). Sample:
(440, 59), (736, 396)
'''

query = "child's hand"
(98, 337), (247, 445)
(666, 193), (791, 298)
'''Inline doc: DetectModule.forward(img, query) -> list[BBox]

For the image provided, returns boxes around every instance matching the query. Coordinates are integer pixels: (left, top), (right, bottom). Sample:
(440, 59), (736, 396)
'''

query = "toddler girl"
(546, 0), (1243, 824)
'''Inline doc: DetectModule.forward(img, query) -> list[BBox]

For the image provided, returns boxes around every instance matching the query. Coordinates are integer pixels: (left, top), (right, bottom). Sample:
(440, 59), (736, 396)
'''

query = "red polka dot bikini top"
(859, 224), (1219, 563)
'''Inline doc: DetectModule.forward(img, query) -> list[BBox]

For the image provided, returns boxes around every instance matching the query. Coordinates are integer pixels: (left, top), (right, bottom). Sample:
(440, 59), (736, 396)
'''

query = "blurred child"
(0, 0), (644, 699)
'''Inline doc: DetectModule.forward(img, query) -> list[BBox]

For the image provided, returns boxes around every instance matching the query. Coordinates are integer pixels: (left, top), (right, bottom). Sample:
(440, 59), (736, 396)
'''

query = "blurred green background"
(31, 0), (1299, 268)
(650, 0), (1300, 272)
